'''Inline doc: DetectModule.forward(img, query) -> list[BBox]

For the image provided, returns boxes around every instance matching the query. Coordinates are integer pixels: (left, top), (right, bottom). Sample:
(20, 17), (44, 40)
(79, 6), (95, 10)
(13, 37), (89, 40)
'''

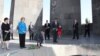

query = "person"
(1, 17), (10, 50)
(17, 17), (27, 48)
(41, 27), (45, 43)
(84, 19), (90, 37)
(28, 22), (34, 40)
(57, 25), (62, 38)
(73, 19), (79, 40)
(10, 23), (13, 40)
(52, 19), (59, 43)
(44, 20), (50, 40)
(34, 29), (44, 48)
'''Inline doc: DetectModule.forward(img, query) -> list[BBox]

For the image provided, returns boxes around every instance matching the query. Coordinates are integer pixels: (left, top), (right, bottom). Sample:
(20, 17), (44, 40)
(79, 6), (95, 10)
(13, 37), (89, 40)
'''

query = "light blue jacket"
(17, 21), (27, 34)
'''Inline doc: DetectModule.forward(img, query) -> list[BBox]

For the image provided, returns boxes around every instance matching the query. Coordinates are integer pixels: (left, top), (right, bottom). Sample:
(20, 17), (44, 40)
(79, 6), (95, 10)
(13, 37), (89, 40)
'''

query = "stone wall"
(13, 0), (43, 30)
(1, 0), (100, 36)
(13, 0), (43, 37)
(51, 0), (81, 35)
(92, 0), (100, 35)
(0, 0), (4, 21)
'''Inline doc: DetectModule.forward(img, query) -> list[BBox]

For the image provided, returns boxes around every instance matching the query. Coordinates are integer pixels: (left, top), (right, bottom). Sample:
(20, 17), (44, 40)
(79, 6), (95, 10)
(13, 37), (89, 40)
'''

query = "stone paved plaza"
(0, 35), (100, 56)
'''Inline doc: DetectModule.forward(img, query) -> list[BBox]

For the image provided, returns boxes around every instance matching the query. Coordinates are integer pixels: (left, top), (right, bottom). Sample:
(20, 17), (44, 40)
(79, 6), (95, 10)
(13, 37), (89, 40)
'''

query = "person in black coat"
(34, 30), (44, 47)
(84, 19), (90, 37)
(73, 19), (79, 40)
(44, 20), (50, 40)
(28, 22), (34, 40)
(1, 17), (10, 50)
(52, 20), (59, 43)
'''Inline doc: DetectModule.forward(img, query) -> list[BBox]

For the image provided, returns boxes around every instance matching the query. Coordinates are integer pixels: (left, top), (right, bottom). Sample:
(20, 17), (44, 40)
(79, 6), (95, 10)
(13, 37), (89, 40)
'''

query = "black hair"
(4, 17), (8, 21)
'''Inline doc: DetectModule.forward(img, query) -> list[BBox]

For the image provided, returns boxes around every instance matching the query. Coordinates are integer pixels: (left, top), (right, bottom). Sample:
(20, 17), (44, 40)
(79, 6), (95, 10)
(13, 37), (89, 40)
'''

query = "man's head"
(74, 19), (77, 24)
(46, 20), (48, 23)
(85, 18), (89, 24)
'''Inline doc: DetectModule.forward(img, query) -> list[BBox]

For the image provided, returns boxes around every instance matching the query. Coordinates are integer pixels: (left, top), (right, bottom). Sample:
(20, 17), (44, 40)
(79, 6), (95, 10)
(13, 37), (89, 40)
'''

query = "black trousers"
(73, 30), (79, 39)
(45, 31), (50, 40)
(84, 30), (90, 37)
(29, 32), (34, 40)
(19, 34), (26, 48)
(53, 30), (57, 43)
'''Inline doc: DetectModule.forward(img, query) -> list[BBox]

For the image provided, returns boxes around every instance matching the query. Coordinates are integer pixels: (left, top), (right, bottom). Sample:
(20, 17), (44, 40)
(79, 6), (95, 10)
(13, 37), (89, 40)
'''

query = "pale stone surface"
(13, 0), (43, 30)
(0, 36), (100, 56)
(0, 0), (4, 21)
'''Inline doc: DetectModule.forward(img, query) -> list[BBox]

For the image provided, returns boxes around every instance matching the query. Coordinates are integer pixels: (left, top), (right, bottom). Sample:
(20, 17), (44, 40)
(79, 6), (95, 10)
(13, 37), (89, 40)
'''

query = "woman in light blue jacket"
(17, 17), (27, 48)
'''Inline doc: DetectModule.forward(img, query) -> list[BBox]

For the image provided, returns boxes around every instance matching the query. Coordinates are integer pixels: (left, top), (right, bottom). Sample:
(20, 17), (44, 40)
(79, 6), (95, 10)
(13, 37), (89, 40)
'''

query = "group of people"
(0, 17), (27, 50)
(73, 19), (91, 40)
(0, 17), (63, 50)
(28, 19), (63, 44)
(0, 17), (91, 50)
(44, 20), (62, 43)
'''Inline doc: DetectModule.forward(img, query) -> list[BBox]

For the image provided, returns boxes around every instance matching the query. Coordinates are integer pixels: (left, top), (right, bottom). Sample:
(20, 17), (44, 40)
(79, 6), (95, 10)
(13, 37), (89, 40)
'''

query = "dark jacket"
(85, 23), (90, 31)
(44, 23), (51, 33)
(28, 25), (34, 33)
(73, 22), (79, 31)
(34, 32), (43, 43)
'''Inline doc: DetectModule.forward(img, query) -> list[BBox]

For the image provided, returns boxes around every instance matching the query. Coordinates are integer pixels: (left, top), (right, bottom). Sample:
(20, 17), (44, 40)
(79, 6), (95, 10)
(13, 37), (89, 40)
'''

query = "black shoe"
(53, 41), (57, 43)
(20, 47), (23, 49)
(23, 47), (26, 48)
(73, 38), (75, 39)
(20, 47), (26, 49)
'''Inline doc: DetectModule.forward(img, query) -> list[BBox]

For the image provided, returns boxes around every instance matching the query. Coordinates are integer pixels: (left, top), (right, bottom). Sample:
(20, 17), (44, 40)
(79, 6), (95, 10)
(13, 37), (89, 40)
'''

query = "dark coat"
(28, 25), (34, 33)
(1, 23), (10, 41)
(52, 22), (59, 38)
(85, 23), (90, 31)
(34, 32), (43, 43)
(73, 22), (79, 32)
(44, 23), (50, 33)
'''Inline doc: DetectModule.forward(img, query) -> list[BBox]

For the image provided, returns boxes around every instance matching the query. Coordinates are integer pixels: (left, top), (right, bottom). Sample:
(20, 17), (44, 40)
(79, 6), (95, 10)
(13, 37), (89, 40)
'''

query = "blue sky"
(80, 0), (92, 24)
(3, 0), (11, 18)
(43, 0), (50, 25)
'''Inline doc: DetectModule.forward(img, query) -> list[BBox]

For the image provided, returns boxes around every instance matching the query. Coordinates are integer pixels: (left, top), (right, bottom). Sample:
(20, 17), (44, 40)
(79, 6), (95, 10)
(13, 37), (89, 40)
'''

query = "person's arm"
(1, 23), (4, 32)
(17, 23), (19, 30)
(48, 24), (50, 28)
(28, 25), (30, 31)
(44, 24), (48, 30)
(44, 24), (46, 29)
(1, 23), (8, 33)
(25, 23), (27, 33)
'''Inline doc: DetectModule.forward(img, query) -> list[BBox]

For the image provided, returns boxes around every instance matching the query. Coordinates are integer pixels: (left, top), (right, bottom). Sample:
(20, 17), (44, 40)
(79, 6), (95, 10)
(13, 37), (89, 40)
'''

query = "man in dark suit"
(52, 20), (59, 43)
(44, 20), (50, 40)
(73, 19), (79, 40)
(84, 19), (90, 37)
